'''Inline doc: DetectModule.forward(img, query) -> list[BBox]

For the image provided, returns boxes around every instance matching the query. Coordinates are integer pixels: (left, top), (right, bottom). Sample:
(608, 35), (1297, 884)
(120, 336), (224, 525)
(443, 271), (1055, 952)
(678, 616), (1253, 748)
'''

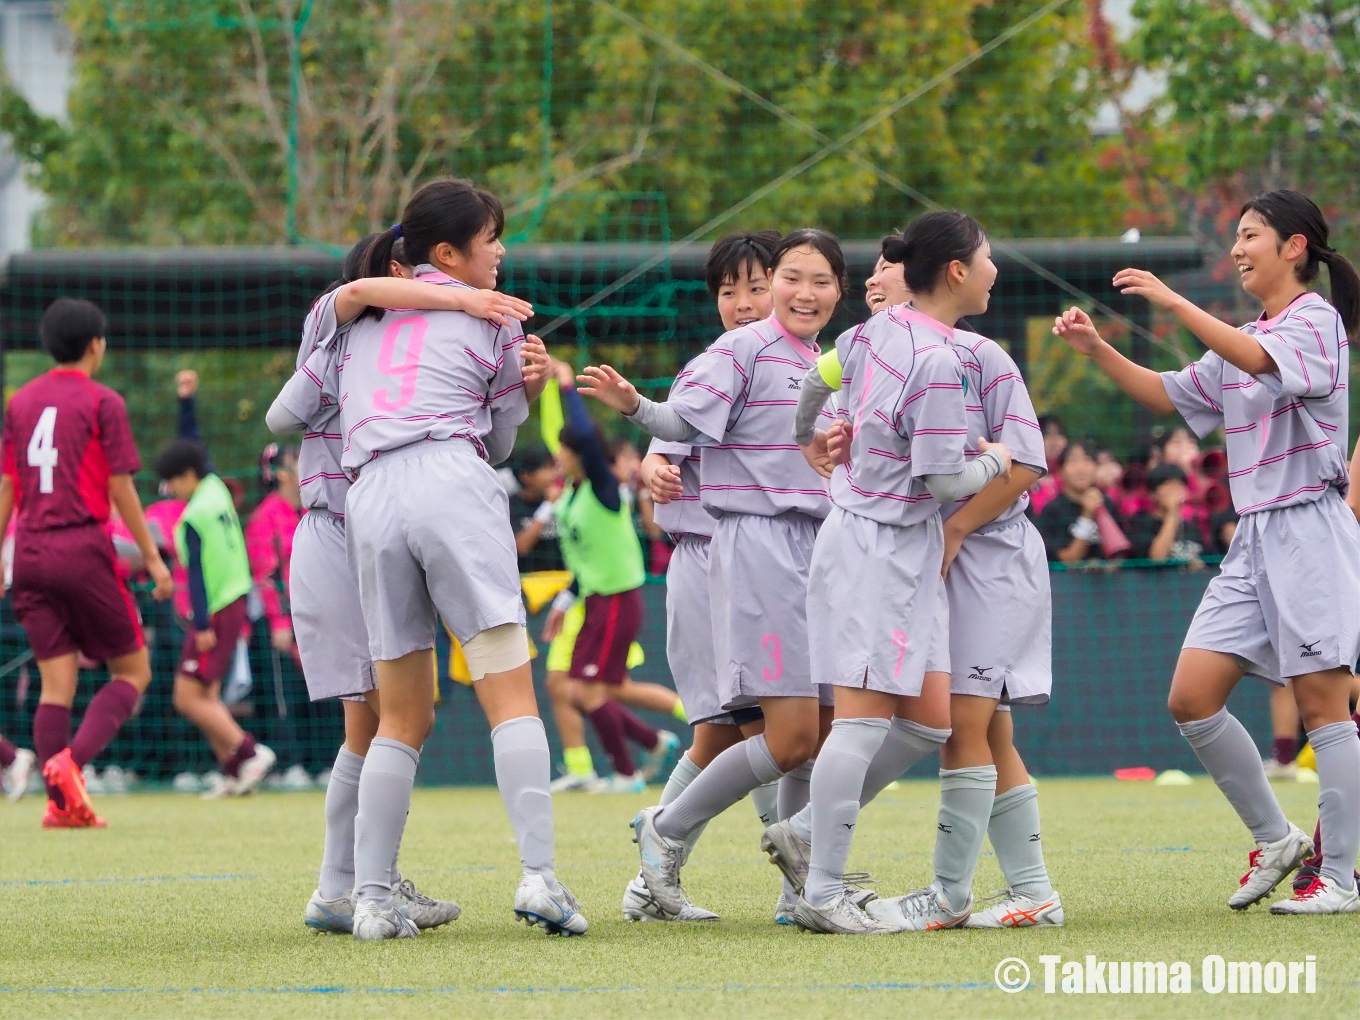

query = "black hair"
(882, 211), (987, 295)
(557, 420), (608, 459)
(155, 439), (209, 481)
(40, 297), (107, 364)
(1058, 439), (1095, 468)
(1240, 189), (1360, 336)
(1037, 414), (1066, 436)
(260, 442), (299, 488)
(769, 228), (846, 298)
(606, 435), (639, 463)
(513, 445), (555, 479)
(391, 237), (413, 269)
(1146, 463), (1188, 491)
(704, 230), (782, 295)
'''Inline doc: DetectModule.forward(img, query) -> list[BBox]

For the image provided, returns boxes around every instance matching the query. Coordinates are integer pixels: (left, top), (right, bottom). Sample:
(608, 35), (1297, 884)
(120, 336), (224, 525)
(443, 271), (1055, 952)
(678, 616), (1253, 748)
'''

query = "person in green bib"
(540, 367), (680, 793)
(156, 439), (275, 798)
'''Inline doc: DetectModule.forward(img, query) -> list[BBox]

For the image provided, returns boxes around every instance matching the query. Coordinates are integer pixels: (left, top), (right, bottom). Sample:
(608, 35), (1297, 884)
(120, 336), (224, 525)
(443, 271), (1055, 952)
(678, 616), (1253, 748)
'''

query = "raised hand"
(176, 369), (199, 399)
(977, 438), (1013, 480)
(576, 365), (642, 416)
(1052, 306), (1103, 356)
(464, 289), (534, 328)
(1112, 268), (1183, 311)
(521, 336), (550, 399)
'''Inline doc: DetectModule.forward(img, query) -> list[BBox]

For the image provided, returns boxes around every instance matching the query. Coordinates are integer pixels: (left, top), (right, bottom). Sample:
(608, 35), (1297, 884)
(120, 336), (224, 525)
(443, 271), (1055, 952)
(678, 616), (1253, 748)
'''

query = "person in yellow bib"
(543, 363), (681, 793)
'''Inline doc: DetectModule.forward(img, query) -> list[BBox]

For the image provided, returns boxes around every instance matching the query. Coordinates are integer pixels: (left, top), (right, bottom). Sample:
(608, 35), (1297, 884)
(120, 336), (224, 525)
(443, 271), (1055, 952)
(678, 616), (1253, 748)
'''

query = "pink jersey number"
(761, 634), (783, 682)
(373, 316), (428, 412)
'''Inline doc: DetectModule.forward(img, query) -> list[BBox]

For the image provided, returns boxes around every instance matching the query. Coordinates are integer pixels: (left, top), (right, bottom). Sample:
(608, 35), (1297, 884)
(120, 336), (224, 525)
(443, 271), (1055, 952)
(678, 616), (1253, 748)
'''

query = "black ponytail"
(882, 211), (986, 296)
(1241, 190), (1360, 337)
(399, 177), (504, 268)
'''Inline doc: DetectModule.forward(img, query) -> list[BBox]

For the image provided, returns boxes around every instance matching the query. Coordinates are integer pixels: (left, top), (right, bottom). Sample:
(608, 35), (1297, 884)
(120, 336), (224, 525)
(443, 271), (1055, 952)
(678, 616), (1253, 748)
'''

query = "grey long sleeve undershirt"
(266, 397), (306, 435)
(625, 395), (706, 444)
(789, 365), (1007, 504)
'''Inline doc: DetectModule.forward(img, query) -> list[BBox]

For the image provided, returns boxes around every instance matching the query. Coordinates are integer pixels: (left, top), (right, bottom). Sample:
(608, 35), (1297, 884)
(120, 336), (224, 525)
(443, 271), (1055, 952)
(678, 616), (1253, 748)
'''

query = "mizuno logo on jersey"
(787, 376), (802, 390)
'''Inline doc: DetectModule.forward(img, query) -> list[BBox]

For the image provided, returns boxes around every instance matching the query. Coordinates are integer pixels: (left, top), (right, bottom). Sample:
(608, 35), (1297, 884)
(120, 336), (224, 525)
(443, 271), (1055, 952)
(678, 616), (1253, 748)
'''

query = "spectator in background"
(504, 445), (565, 573)
(245, 444), (302, 656)
(1033, 439), (1130, 563)
(1123, 464), (1204, 565)
(1094, 448), (1124, 500)
(1028, 414), (1068, 514)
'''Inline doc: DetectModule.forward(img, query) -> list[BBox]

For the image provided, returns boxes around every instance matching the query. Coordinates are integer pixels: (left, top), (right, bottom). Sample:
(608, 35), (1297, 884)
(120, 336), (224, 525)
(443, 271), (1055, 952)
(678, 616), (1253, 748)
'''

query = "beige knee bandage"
(463, 623), (530, 681)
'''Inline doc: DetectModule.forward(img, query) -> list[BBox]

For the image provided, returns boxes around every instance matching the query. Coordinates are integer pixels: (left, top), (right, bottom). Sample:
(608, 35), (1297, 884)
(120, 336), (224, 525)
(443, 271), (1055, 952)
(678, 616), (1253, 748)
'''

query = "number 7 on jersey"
(27, 405), (58, 493)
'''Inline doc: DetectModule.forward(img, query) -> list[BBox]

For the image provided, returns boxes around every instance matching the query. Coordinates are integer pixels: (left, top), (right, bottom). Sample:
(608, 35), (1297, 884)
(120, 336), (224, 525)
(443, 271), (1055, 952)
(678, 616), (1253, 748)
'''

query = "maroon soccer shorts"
(10, 524), (143, 662)
(569, 587), (643, 686)
(178, 595), (249, 685)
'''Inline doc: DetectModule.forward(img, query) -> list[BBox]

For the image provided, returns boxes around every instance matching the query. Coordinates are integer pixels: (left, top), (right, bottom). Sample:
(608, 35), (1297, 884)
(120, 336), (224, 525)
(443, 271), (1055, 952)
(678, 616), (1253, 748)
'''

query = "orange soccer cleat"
(41, 798), (107, 829)
(41, 748), (100, 825)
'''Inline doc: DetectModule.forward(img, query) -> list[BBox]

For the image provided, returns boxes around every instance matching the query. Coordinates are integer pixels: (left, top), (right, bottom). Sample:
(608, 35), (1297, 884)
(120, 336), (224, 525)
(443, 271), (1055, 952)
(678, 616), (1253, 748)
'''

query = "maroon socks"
(0, 736), (16, 768)
(1273, 736), (1298, 766)
(615, 703), (660, 752)
(221, 733), (257, 779)
(587, 703), (637, 777)
(69, 679), (139, 768)
(33, 703), (71, 807)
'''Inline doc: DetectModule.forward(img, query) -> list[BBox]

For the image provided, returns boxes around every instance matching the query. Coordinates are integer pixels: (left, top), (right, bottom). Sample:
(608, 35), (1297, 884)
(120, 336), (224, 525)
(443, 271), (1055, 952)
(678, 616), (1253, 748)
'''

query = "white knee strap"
(463, 623), (530, 681)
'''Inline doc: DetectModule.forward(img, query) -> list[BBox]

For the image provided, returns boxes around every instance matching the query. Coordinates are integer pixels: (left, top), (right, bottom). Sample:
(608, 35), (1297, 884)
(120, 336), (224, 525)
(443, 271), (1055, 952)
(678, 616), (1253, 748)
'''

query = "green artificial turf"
(1, 778), (1356, 1019)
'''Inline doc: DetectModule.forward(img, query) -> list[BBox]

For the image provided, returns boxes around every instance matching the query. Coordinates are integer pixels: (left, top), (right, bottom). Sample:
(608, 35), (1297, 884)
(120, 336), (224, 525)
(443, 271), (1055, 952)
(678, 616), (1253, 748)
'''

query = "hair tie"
(390, 223), (403, 238)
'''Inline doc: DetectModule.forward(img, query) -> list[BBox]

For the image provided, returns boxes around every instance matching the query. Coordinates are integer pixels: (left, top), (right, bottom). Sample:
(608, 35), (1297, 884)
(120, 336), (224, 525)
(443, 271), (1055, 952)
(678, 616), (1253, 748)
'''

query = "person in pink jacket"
(246, 444), (302, 656)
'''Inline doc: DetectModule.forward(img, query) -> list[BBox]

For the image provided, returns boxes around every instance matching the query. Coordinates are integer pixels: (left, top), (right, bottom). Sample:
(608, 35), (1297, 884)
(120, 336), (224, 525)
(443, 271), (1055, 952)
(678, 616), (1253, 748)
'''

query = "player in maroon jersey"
(0, 298), (173, 828)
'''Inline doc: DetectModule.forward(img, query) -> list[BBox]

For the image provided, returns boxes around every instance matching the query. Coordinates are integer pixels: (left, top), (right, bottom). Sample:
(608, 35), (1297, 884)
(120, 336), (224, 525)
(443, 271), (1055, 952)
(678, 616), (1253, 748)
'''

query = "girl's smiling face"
(716, 260), (774, 332)
(770, 245), (841, 339)
(865, 256), (909, 314)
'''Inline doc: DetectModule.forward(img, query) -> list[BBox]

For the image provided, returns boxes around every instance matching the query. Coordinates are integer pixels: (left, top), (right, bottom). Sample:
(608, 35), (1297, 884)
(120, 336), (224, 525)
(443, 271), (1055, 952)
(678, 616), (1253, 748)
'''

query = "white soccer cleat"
(760, 820), (810, 893)
(793, 890), (898, 935)
(621, 874), (719, 922)
(585, 772), (646, 794)
(641, 731), (680, 783)
(234, 744), (276, 796)
(549, 770), (598, 793)
(1229, 823), (1313, 910)
(1270, 874), (1360, 915)
(304, 890), (355, 933)
(775, 889), (798, 925)
(1262, 758), (1298, 782)
(965, 888), (1064, 928)
(3, 748), (36, 802)
(513, 874), (589, 936)
(632, 805), (687, 916)
(352, 899), (419, 940)
(392, 877), (461, 929)
(199, 773), (237, 800)
(867, 884), (971, 931)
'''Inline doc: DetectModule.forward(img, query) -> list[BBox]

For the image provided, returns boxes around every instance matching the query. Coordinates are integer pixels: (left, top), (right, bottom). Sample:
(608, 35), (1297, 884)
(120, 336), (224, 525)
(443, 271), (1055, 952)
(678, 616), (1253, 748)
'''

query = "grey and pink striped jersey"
(1161, 292), (1349, 515)
(826, 306), (969, 527)
(942, 329), (1046, 527)
(283, 289), (351, 515)
(319, 271), (528, 478)
(667, 314), (832, 519)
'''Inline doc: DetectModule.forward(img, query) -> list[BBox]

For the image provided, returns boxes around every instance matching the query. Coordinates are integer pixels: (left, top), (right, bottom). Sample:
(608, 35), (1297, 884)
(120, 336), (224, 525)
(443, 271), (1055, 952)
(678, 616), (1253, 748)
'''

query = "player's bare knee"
(767, 730), (818, 771)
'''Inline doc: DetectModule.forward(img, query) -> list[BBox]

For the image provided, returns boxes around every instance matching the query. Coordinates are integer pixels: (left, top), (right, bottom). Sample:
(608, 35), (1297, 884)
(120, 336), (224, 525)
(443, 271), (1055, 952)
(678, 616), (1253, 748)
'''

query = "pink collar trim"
(895, 304), (956, 341)
(415, 269), (474, 290)
(1257, 291), (1323, 329)
(767, 313), (819, 360)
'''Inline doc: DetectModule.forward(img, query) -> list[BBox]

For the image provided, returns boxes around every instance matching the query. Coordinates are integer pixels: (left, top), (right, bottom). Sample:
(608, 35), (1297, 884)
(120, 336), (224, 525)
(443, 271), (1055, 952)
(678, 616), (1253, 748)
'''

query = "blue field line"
(1, 873), (255, 888)
(1, 980), (996, 996)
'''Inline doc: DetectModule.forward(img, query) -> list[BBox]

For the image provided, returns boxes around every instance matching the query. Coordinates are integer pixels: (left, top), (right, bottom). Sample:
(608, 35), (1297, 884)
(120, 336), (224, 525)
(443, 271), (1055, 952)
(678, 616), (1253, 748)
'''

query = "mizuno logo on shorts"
(1300, 642), (1322, 657)
(968, 666), (994, 681)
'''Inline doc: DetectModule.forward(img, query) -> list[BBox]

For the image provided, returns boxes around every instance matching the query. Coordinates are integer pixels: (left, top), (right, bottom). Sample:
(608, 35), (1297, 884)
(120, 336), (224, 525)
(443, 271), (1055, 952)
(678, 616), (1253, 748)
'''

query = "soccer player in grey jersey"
(1056, 190), (1360, 915)
(269, 232), (532, 935)
(785, 212), (1016, 934)
(277, 179), (586, 939)
(579, 230), (847, 920)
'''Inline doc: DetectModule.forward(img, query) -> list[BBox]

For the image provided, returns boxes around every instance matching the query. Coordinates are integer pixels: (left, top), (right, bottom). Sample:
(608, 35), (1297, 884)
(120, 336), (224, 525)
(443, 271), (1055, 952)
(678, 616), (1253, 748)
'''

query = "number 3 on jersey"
(27, 405), (58, 493)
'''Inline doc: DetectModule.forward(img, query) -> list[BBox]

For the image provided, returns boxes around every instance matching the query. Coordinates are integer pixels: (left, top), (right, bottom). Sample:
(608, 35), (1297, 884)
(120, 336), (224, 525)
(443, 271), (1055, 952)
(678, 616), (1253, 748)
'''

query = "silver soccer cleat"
(793, 889), (899, 935)
(513, 874), (589, 936)
(1230, 823), (1313, 909)
(621, 874), (719, 922)
(304, 890), (355, 934)
(352, 899), (419, 940)
(392, 877), (461, 929)
(632, 805), (687, 916)
(867, 884), (971, 931)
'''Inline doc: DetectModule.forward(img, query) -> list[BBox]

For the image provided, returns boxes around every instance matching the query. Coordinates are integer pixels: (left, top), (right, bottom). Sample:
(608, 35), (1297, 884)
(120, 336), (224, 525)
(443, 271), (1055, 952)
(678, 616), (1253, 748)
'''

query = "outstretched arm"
(331, 278), (534, 329)
(1053, 307), (1176, 415)
(1112, 269), (1276, 376)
